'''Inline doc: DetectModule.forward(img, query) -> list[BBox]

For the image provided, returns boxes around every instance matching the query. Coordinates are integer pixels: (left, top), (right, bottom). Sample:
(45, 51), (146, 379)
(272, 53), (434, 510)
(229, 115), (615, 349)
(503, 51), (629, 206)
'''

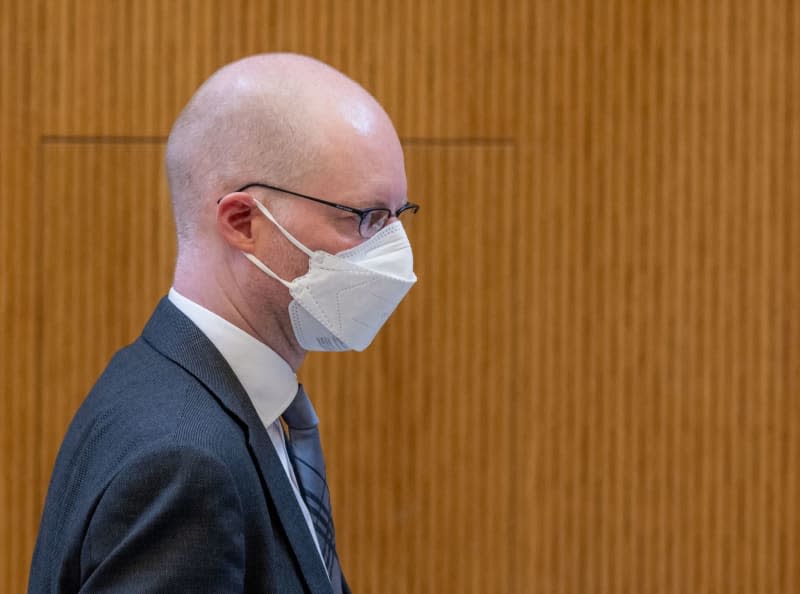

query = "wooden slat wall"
(1, 1), (798, 593)
(38, 143), (176, 489)
(517, 3), (799, 593)
(0, 0), (37, 589)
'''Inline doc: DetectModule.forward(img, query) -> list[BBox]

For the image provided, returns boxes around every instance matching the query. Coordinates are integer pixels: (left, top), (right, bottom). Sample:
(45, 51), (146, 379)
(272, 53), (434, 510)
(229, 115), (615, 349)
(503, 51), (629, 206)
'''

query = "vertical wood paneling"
(518, 1), (800, 593)
(35, 0), (516, 140)
(1, 1), (799, 593)
(0, 2), (38, 592)
(37, 144), (175, 499)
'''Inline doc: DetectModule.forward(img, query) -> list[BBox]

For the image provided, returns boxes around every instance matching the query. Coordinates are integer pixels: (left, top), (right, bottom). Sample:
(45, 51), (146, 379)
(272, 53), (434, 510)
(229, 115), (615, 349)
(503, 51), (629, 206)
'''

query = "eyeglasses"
(228, 182), (420, 239)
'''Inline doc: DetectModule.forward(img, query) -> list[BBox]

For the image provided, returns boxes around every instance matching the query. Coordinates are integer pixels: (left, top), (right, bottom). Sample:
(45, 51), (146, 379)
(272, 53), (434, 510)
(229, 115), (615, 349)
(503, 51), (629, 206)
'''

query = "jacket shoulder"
(29, 337), (254, 592)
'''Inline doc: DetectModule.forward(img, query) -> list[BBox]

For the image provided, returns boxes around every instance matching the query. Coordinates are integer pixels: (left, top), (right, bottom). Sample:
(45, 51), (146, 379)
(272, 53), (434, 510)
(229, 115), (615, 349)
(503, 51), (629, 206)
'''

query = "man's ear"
(216, 192), (258, 251)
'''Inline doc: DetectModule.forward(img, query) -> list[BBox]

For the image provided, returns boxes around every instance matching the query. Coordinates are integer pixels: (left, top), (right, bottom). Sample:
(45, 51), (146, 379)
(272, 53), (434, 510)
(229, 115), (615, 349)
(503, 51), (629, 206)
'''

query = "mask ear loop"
(238, 199), (316, 288)
(242, 252), (292, 289)
(251, 198), (315, 258)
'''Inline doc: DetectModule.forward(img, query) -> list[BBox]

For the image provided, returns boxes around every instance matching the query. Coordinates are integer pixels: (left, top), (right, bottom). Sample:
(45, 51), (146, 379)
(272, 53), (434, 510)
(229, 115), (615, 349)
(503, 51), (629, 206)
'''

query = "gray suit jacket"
(29, 298), (349, 593)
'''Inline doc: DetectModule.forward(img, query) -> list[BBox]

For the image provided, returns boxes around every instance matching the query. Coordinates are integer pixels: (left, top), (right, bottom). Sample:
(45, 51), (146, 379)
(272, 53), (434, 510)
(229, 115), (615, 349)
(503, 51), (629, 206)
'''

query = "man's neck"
(172, 274), (306, 372)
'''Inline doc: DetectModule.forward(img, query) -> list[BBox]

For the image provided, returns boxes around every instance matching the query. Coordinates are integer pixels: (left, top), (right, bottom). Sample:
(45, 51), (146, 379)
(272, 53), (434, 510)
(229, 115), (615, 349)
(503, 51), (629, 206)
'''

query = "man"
(29, 53), (418, 593)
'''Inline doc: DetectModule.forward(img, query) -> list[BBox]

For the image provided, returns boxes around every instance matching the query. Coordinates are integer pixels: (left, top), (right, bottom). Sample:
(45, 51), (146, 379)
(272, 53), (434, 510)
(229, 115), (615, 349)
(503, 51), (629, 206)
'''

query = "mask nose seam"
(336, 224), (409, 260)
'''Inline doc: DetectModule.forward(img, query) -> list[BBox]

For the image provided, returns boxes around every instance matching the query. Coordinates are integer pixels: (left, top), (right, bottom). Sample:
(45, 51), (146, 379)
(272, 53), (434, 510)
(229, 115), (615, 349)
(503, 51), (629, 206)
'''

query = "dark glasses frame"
(219, 182), (419, 238)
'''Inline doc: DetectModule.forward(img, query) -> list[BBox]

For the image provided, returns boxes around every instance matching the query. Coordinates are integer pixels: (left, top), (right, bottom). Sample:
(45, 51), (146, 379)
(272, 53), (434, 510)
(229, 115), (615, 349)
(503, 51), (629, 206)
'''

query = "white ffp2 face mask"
(243, 199), (417, 352)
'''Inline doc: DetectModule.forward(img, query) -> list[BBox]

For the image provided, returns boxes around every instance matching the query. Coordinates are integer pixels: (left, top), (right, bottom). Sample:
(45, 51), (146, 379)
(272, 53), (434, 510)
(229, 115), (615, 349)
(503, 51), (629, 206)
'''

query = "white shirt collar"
(168, 287), (298, 428)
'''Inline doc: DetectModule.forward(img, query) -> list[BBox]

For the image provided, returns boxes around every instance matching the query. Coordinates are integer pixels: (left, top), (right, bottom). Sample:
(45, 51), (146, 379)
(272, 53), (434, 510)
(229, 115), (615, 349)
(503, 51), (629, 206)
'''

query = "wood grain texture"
(37, 142), (176, 509)
(1, 1), (798, 592)
(0, 2), (38, 592)
(517, 2), (800, 593)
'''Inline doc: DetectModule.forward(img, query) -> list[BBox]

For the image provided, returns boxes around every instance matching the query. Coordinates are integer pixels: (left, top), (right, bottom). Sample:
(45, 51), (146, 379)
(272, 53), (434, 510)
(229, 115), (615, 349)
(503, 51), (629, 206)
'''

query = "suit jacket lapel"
(142, 298), (332, 594)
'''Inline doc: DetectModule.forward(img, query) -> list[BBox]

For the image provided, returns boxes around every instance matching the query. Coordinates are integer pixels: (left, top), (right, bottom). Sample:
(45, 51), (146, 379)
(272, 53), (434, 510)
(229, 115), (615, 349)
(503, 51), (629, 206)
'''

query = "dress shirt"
(168, 288), (326, 569)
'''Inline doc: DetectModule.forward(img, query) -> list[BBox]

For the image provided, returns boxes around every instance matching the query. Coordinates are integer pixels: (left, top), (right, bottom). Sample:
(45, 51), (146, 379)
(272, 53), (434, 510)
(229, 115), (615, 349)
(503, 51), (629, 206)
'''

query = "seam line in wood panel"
(40, 135), (519, 147)
(34, 139), (44, 519)
(41, 135), (167, 145)
(401, 137), (517, 147)
(507, 141), (522, 593)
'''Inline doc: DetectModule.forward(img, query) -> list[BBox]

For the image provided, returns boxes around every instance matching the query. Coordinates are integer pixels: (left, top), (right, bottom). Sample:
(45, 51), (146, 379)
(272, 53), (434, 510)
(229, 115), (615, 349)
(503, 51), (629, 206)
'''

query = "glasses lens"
(361, 210), (390, 238)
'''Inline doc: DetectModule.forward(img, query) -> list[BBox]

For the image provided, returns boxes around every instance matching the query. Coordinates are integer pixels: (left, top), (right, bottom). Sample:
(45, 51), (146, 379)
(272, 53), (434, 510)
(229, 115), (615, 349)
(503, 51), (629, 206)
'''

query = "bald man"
(29, 54), (418, 593)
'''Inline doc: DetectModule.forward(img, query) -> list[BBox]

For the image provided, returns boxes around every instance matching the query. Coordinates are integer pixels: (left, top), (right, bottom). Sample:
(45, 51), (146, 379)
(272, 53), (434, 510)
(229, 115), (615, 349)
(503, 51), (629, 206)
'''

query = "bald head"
(165, 53), (403, 248)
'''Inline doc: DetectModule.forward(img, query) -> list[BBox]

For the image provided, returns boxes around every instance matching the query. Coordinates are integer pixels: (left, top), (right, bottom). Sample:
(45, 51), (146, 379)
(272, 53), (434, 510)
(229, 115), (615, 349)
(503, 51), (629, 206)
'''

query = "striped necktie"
(283, 385), (343, 594)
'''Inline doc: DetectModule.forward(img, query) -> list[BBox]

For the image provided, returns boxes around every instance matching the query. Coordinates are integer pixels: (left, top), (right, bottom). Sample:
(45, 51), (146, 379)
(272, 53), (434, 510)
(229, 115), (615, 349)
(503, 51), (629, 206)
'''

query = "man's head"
(165, 53), (411, 368)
